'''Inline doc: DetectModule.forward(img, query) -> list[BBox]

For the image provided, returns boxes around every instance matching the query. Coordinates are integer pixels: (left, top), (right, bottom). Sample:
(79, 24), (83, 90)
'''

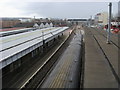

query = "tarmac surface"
(83, 26), (119, 88)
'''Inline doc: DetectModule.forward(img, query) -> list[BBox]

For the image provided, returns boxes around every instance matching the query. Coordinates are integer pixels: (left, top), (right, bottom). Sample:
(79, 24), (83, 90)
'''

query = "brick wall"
(1, 20), (21, 28)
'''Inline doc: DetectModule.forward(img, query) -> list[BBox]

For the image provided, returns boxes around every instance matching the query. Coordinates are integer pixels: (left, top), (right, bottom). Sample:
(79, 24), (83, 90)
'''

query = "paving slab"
(84, 27), (118, 88)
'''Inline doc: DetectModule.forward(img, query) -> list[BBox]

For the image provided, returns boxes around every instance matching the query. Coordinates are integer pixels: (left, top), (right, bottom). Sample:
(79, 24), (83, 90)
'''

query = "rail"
(19, 27), (75, 89)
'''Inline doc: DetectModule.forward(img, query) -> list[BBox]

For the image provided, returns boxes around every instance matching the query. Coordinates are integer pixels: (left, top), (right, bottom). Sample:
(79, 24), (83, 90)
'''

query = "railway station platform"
(0, 27), (68, 70)
(1, 26), (70, 88)
(83, 26), (119, 88)
(41, 29), (83, 88)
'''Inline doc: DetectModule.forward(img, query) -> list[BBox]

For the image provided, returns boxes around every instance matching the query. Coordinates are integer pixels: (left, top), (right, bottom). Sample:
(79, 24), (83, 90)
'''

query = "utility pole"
(107, 2), (112, 44)
(88, 16), (92, 27)
(42, 31), (44, 45)
(90, 15), (92, 27)
(34, 16), (35, 24)
(33, 16), (36, 29)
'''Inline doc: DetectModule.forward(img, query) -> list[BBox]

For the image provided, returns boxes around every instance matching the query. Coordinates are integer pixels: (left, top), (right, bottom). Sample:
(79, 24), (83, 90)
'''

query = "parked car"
(104, 24), (120, 33)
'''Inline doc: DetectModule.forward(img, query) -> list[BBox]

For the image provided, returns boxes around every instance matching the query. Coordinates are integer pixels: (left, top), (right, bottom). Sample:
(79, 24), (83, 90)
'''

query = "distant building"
(49, 22), (53, 27)
(94, 12), (108, 26)
(33, 23), (39, 28)
(14, 22), (35, 28)
(39, 23), (45, 29)
(19, 18), (32, 22)
(14, 17), (69, 28)
(44, 22), (50, 28)
(14, 22), (54, 29)
(0, 18), (21, 28)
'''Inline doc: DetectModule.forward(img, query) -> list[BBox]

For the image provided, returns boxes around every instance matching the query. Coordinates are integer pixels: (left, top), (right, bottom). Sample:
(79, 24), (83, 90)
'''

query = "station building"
(94, 12), (108, 26)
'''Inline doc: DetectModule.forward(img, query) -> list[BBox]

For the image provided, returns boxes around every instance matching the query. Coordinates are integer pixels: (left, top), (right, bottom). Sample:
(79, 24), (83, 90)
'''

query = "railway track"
(84, 26), (120, 87)
(18, 27), (76, 89)
(91, 27), (120, 49)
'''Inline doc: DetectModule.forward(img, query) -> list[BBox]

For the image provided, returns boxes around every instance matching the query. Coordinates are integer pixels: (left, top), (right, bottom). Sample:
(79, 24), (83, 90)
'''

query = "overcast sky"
(0, 0), (119, 19)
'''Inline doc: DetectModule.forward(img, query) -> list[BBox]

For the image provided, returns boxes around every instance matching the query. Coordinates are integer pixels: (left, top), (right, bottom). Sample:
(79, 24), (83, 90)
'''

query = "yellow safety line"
(57, 59), (71, 88)
(55, 62), (67, 88)
(48, 56), (73, 88)
(58, 61), (69, 88)
(63, 59), (73, 88)
(0, 27), (58, 44)
(48, 61), (64, 88)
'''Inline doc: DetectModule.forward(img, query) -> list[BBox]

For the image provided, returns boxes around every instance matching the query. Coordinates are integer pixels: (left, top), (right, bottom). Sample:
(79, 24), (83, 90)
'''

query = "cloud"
(0, 2), (23, 17)
(0, 0), (119, 2)
(0, 2), (44, 17)
(0, 2), (118, 18)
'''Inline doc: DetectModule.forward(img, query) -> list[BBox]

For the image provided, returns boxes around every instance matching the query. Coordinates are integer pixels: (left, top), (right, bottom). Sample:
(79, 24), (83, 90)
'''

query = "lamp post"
(90, 15), (92, 27)
(42, 31), (44, 42)
(107, 2), (112, 44)
(42, 31), (45, 52)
